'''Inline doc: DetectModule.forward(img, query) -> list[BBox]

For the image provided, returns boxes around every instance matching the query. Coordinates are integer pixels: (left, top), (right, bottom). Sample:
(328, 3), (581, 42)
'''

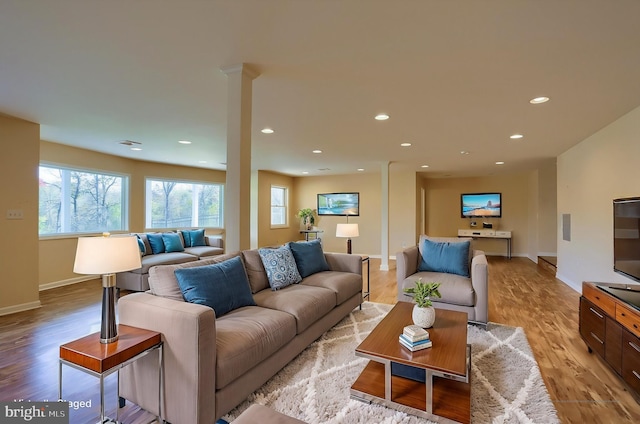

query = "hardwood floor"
(1, 256), (639, 423)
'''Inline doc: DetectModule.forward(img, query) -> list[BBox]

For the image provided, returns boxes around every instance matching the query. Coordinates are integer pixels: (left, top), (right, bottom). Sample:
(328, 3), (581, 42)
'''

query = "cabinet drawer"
(622, 330), (640, 396)
(616, 303), (640, 338)
(580, 297), (606, 357)
(583, 284), (616, 317)
(605, 317), (622, 374)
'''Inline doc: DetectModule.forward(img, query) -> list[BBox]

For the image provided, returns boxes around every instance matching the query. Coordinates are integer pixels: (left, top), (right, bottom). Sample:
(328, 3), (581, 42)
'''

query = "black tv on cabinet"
(461, 193), (502, 218)
(317, 192), (359, 216)
(613, 197), (640, 282)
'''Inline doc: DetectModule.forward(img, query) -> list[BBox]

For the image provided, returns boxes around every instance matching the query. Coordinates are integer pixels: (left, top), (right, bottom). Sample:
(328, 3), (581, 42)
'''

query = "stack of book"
(399, 324), (432, 351)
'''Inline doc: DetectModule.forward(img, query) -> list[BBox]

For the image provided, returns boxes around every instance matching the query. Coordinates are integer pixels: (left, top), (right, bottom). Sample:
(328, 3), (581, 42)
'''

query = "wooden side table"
(59, 324), (163, 423)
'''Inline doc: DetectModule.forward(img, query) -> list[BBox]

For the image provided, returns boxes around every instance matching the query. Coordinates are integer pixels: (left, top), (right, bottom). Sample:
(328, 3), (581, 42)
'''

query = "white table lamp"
(74, 233), (142, 343)
(336, 223), (359, 254)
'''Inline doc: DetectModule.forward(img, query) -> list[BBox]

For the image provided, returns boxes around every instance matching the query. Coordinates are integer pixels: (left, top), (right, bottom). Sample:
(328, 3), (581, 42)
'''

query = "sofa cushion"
(401, 272), (475, 307)
(241, 250), (271, 293)
(174, 256), (256, 317)
(288, 239), (330, 278)
(184, 246), (224, 258)
(148, 252), (241, 301)
(258, 245), (302, 290)
(215, 306), (297, 389)
(300, 271), (362, 305)
(418, 238), (470, 277)
(138, 252), (197, 274)
(162, 232), (185, 253)
(180, 228), (206, 247)
(133, 233), (152, 256)
(253, 284), (336, 333)
(147, 233), (166, 254)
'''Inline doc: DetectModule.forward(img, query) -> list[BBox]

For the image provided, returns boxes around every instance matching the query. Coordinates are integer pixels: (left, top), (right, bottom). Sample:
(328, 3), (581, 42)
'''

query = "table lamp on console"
(73, 233), (141, 344)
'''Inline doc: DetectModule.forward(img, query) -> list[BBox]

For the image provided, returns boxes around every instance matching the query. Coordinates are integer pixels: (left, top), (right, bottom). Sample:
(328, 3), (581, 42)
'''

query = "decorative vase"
(304, 216), (312, 230)
(412, 304), (436, 328)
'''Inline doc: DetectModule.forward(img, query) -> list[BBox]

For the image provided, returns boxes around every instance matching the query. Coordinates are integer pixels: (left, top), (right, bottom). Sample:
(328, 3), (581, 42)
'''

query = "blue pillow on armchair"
(174, 256), (256, 317)
(417, 238), (470, 277)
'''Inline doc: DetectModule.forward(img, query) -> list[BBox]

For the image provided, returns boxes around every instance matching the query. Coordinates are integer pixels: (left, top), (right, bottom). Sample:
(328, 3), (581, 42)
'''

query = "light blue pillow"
(417, 239), (470, 277)
(258, 245), (302, 290)
(174, 256), (256, 317)
(147, 233), (165, 254)
(185, 229), (206, 247)
(288, 239), (330, 278)
(136, 235), (146, 256)
(162, 232), (184, 253)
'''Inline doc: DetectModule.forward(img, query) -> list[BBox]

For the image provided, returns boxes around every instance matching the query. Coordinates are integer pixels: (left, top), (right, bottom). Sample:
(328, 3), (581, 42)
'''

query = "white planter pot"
(412, 305), (436, 328)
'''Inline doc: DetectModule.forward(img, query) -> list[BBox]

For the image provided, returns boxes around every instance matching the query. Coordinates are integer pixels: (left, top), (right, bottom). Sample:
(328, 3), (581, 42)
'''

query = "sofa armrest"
(396, 246), (419, 283)
(206, 236), (223, 249)
(118, 293), (216, 424)
(470, 250), (489, 324)
(324, 252), (362, 275)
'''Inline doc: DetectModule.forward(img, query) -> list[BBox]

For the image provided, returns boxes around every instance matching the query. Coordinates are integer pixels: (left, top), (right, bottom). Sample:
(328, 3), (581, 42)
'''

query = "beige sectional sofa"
(116, 232), (224, 292)
(396, 235), (488, 326)
(117, 243), (363, 424)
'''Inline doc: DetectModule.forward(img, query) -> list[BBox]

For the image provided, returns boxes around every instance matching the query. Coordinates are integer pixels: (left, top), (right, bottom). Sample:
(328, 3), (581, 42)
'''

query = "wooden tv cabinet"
(579, 281), (640, 402)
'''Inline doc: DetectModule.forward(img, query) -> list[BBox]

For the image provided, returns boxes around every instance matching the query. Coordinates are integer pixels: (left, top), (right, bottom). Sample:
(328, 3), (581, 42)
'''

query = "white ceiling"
(2, 0), (640, 178)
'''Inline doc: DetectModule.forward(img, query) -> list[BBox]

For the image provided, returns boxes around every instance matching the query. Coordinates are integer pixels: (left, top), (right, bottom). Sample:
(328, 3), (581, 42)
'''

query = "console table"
(579, 281), (640, 402)
(300, 230), (323, 241)
(458, 229), (512, 259)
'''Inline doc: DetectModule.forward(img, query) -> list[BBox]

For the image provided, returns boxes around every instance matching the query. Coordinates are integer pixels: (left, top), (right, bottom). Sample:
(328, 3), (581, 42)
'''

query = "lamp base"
(100, 274), (118, 344)
(347, 238), (352, 254)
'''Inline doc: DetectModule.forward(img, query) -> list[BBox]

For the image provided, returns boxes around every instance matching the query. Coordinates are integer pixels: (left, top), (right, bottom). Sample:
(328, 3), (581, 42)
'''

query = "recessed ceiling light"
(357, 168), (364, 171)
(261, 128), (274, 134)
(510, 134), (524, 139)
(130, 147), (142, 151)
(530, 96), (550, 104)
(460, 151), (470, 155)
(198, 160), (207, 164)
(312, 149), (322, 154)
(302, 171), (309, 174)
(178, 140), (192, 144)
(496, 161), (505, 165)
(421, 165), (429, 168)
(374, 114), (389, 121)
(400, 142), (412, 147)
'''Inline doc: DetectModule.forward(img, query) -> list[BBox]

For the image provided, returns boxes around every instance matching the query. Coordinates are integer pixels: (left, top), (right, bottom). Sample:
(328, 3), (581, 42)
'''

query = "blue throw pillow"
(180, 230), (192, 247)
(174, 256), (256, 317)
(136, 235), (146, 256)
(288, 239), (330, 278)
(162, 232), (184, 253)
(417, 239), (470, 277)
(258, 245), (302, 290)
(147, 233), (165, 254)
(187, 229), (206, 247)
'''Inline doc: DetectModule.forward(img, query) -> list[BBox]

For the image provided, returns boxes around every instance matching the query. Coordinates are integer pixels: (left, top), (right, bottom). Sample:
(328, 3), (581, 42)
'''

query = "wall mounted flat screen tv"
(317, 192), (359, 216)
(461, 193), (502, 218)
(613, 197), (640, 282)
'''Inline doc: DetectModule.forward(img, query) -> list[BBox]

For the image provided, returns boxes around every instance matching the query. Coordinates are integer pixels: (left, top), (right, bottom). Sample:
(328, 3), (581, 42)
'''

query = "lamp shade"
(336, 223), (359, 238)
(74, 235), (142, 275)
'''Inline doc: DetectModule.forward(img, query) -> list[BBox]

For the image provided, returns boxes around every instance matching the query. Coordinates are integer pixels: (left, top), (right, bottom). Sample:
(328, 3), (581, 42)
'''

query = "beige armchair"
(396, 235), (488, 326)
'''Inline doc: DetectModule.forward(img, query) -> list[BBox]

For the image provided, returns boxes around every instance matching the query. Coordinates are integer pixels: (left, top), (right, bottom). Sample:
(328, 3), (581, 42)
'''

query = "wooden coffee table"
(350, 302), (471, 423)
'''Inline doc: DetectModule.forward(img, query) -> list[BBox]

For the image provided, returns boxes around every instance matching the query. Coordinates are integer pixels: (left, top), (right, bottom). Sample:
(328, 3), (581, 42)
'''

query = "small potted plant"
(296, 208), (316, 230)
(403, 279), (441, 328)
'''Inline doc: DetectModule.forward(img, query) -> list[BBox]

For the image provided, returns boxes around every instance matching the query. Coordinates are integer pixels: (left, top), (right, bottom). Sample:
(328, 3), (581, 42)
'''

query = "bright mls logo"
(0, 402), (68, 423)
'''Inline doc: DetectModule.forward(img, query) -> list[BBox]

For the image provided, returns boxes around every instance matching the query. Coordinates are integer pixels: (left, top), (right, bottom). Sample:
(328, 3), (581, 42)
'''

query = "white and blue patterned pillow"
(258, 245), (302, 290)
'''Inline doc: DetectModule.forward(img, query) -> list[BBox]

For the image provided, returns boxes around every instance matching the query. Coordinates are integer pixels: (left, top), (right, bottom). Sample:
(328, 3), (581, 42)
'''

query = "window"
(39, 165), (128, 235)
(145, 179), (224, 229)
(271, 186), (288, 227)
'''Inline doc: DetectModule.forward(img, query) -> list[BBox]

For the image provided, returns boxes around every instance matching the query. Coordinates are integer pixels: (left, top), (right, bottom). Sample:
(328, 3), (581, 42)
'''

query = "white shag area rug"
(224, 302), (559, 423)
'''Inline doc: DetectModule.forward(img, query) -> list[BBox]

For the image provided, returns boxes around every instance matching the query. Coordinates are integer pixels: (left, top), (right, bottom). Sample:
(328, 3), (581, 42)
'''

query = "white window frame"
(38, 163), (129, 237)
(145, 177), (224, 230)
(270, 185), (288, 228)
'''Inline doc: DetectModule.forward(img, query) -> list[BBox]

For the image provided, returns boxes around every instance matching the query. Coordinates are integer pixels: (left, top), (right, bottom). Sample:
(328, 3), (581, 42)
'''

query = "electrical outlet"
(6, 209), (24, 220)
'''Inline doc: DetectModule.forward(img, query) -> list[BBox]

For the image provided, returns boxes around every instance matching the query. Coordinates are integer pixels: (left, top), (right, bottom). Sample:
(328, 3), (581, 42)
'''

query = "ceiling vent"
(118, 140), (141, 146)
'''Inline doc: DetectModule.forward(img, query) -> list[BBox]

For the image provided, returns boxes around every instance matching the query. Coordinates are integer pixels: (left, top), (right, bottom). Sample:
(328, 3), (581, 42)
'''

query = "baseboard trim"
(0, 300), (41, 316)
(39, 276), (97, 291)
(556, 272), (581, 293)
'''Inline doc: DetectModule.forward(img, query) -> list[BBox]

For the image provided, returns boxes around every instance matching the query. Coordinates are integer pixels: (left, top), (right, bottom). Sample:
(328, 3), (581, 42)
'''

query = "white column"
(221, 64), (259, 252)
(380, 162), (390, 271)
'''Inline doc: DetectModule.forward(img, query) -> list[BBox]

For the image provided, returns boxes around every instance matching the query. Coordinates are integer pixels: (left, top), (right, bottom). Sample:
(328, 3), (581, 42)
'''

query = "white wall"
(557, 105), (640, 292)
